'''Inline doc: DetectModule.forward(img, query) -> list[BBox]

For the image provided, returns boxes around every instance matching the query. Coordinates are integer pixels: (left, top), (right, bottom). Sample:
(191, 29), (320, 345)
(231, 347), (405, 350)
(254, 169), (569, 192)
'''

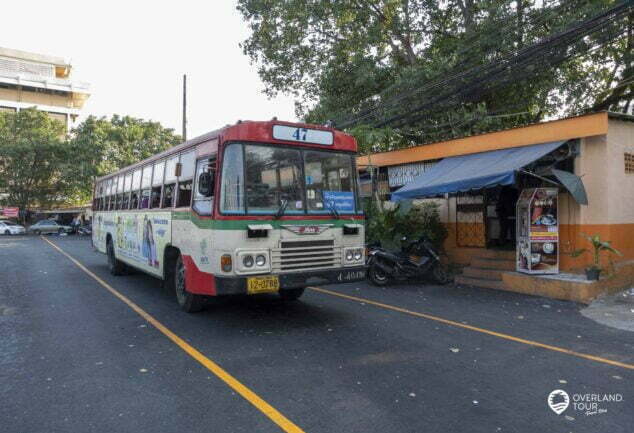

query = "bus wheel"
(107, 238), (125, 276)
(174, 255), (204, 313)
(279, 287), (305, 301)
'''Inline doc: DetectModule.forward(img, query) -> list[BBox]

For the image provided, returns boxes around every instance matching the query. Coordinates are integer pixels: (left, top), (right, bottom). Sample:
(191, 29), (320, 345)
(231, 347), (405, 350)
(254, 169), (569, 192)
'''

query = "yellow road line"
(42, 237), (305, 433)
(308, 286), (634, 370)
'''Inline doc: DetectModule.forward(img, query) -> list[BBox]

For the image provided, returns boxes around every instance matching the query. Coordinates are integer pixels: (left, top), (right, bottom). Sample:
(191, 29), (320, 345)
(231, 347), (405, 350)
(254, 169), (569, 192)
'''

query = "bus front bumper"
(214, 266), (366, 296)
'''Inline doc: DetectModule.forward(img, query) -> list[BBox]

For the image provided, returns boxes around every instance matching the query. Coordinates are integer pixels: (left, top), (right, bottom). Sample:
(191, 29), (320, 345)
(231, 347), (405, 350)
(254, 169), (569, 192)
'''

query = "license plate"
(247, 276), (280, 294)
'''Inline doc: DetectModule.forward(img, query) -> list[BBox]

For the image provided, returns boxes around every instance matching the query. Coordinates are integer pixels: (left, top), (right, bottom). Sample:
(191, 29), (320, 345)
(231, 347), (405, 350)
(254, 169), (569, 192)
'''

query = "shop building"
(358, 112), (634, 301)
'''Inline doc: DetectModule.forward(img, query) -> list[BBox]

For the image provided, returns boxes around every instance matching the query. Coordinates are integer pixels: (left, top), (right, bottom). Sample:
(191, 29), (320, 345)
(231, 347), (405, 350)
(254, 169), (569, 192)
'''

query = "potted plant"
(571, 235), (622, 281)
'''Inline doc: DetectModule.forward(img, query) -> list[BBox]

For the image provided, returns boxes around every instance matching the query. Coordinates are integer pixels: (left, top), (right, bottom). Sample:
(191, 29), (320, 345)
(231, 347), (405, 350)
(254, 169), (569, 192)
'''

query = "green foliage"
(364, 199), (448, 250)
(0, 110), (181, 210)
(570, 234), (622, 270)
(238, 0), (633, 150)
(0, 109), (73, 210)
(69, 115), (181, 202)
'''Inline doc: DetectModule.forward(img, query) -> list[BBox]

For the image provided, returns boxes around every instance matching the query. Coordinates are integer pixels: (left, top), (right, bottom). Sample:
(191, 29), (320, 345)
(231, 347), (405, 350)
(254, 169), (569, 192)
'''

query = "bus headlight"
(243, 255), (254, 268)
(236, 250), (270, 274)
(344, 247), (364, 264)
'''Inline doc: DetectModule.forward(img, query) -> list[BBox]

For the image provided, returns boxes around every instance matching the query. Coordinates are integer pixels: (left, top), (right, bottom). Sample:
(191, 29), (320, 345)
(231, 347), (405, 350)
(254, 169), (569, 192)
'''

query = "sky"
(2, 1), (297, 138)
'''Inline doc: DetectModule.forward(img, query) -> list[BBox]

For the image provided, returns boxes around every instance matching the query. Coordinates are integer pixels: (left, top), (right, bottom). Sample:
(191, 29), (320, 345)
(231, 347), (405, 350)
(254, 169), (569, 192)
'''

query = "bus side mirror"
(198, 171), (215, 197)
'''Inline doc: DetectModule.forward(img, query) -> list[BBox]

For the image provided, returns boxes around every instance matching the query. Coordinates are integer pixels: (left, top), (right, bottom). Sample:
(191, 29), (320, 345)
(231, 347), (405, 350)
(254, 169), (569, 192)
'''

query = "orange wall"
(443, 222), (634, 271)
(559, 223), (634, 271)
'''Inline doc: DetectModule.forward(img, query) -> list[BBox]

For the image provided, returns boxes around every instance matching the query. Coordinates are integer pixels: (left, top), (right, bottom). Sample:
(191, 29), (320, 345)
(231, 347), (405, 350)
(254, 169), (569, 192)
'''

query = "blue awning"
(391, 140), (565, 200)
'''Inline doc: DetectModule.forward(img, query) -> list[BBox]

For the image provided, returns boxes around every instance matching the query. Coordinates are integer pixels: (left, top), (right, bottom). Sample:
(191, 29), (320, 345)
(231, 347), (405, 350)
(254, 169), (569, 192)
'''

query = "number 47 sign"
(272, 125), (334, 145)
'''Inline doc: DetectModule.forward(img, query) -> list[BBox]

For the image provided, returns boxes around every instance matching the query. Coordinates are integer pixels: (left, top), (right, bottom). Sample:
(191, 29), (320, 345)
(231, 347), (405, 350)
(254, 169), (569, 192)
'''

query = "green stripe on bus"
(171, 211), (361, 230)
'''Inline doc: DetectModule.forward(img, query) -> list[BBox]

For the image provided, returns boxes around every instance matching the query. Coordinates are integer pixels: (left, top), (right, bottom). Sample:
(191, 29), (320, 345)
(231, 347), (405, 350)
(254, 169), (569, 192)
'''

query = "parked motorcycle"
(366, 236), (450, 286)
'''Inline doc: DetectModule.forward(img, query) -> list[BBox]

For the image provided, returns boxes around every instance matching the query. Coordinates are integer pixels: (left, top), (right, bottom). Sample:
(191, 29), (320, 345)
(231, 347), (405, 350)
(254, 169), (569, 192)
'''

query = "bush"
(364, 199), (448, 250)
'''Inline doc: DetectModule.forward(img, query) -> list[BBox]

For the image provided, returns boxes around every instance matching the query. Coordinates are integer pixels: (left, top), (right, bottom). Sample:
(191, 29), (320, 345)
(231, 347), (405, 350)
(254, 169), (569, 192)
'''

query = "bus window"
(140, 189), (151, 209)
(151, 160), (164, 209)
(115, 175), (124, 210)
(244, 144), (303, 214)
(123, 172), (132, 209)
(220, 143), (245, 214)
(180, 151), (196, 178)
(162, 184), (175, 208)
(151, 188), (161, 208)
(176, 151), (195, 207)
(165, 156), (178, 184)
(131, 169), (141, 209)
(140, 165), (152, 209)
(153, 160), (165, 185)
(131, 190), (139, 209)
(176, 181), (192, 207)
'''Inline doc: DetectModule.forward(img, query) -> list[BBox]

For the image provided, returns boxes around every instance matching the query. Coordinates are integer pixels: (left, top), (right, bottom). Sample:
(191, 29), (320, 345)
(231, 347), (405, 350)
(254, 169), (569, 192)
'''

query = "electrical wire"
(336, 1), (632, 129)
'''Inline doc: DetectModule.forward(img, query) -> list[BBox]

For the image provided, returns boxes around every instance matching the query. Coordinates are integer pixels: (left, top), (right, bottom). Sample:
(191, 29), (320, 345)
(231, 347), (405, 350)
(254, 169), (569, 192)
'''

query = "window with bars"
(625, 153), (634, 174)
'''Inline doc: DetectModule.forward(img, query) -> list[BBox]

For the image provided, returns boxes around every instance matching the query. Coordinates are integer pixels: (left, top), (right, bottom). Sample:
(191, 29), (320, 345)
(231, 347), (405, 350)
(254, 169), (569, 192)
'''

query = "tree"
(0, 108), (74, 211)
(238, 0), (633, 151)
(69, 115), (182, 201)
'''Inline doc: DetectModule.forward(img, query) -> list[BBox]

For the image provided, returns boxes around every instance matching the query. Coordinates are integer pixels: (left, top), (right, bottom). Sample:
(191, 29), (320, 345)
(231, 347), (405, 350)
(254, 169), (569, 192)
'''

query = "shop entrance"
(455, 187), (520, 250)
(456, 192), (487, 248)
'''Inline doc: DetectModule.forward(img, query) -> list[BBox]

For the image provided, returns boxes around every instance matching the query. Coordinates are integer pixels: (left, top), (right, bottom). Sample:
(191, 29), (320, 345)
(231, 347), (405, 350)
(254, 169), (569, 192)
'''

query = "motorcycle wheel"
(431, 264), (450, 285)
(368, 262), (390, 286)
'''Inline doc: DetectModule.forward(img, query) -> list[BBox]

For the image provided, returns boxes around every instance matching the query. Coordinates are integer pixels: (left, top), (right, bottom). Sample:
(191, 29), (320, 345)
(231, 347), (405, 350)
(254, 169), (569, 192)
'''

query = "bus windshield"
(220, 142), (359, 215)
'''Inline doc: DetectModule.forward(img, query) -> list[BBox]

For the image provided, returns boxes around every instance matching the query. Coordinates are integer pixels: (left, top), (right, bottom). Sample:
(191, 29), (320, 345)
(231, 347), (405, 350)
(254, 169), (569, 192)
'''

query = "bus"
(91, 120), (366, 312)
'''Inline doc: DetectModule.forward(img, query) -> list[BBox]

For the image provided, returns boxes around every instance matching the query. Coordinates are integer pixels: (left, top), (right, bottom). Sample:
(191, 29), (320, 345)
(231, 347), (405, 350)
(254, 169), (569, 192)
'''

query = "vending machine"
(516, 188), (559, 274)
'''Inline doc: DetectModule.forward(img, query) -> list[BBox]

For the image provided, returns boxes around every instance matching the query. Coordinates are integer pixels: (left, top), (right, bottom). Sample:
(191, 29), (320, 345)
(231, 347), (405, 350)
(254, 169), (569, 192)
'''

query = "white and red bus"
(92, 120), (365, 312)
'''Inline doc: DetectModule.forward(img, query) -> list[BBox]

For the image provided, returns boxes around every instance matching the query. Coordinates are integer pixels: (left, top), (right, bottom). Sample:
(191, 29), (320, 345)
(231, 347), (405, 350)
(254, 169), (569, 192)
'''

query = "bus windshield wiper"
(274, 198), (289, 219)
(321, 192), (340, 219)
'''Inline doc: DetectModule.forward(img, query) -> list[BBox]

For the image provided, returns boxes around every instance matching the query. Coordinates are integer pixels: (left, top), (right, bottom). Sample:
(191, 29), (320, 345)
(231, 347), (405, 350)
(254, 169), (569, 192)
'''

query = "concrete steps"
(462, 266), (505, 280)
(471, 257), (516, 271)
(456, 249), (516, 290)
(454, 275), (507, 291)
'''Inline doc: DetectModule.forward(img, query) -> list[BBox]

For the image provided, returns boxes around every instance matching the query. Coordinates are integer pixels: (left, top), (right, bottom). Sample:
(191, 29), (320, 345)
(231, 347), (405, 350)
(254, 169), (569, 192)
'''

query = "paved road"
(1, 236), (632, 433)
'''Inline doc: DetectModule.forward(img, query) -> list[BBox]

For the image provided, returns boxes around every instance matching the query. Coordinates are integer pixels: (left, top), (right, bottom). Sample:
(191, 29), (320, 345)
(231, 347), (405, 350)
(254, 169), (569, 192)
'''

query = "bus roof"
(97, 120), (357, 181)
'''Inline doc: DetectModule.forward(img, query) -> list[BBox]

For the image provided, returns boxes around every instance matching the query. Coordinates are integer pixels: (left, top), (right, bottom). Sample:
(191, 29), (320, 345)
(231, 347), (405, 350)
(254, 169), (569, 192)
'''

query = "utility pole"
(182, 74), (187, 141)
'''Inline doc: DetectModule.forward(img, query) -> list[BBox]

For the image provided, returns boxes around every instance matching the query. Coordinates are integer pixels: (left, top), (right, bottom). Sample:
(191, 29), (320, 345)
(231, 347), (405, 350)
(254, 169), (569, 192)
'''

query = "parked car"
(0, 220), (26, 235)
(28, 220), (73, 235)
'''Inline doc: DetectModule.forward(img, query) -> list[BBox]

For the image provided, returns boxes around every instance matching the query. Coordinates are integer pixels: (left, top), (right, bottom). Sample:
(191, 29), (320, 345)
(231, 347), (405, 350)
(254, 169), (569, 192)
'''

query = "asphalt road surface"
(1, 236), (632, 433)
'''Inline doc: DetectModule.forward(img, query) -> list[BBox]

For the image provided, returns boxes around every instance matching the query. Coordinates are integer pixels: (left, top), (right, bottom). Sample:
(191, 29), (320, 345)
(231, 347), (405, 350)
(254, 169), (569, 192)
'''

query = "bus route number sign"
(273, 125), (334, 145)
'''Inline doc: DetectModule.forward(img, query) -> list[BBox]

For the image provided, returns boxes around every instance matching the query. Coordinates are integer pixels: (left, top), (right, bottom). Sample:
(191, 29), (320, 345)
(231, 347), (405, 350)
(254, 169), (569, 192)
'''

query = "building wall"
(0, 86), (74, 108)
(0, 86), (72, 129)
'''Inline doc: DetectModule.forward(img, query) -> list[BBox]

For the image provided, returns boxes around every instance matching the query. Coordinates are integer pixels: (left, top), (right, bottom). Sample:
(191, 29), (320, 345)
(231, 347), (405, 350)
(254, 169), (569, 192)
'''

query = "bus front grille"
(272, 239), (341, 272)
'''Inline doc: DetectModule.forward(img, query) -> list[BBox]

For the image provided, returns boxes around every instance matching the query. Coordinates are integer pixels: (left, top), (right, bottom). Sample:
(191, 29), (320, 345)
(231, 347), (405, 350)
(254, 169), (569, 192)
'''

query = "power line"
(336, 1), (632, 129)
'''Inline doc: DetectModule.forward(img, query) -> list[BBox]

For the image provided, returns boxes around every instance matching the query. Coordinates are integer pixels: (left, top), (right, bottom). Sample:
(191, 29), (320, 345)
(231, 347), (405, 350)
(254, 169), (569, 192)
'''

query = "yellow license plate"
(247, 276), (280, 294)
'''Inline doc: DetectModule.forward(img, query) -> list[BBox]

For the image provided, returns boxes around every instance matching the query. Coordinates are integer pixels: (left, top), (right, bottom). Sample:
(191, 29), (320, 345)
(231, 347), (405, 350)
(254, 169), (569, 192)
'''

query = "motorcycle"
(366, 236), (450, 286)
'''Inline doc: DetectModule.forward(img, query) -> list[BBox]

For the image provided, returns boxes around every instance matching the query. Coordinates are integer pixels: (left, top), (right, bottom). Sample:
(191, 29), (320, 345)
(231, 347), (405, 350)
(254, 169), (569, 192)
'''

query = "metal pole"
(182, 74), (187, 141)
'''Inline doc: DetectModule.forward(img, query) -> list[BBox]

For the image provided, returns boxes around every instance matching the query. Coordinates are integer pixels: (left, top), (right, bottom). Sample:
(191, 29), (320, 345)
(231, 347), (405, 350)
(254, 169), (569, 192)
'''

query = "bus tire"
(279, 287), (305, 301)
(173, 254), (204, 313)
(107, 237), (126, 276)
